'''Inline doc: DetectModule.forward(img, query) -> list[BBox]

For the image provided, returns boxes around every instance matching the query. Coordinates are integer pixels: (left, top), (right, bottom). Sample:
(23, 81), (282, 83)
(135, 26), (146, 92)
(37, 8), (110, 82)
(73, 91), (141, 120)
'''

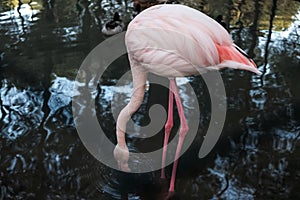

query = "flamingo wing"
(126, 4), (260, 76)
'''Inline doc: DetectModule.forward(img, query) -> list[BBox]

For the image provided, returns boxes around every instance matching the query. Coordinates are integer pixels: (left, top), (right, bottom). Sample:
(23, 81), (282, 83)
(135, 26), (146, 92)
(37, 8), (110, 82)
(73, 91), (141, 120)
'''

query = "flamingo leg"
(161, 80), (174, 179)
(168, 79), (189, 192)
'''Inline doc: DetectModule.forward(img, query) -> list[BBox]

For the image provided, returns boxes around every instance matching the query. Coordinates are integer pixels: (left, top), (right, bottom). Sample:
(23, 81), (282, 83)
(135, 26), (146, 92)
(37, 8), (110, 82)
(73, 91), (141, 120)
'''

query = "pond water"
(0, 0), (300, 199)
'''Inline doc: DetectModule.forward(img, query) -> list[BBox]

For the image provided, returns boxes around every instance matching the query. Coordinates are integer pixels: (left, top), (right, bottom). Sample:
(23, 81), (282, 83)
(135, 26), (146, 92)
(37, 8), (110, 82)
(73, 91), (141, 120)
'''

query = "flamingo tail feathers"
(215, 43), (261, 75)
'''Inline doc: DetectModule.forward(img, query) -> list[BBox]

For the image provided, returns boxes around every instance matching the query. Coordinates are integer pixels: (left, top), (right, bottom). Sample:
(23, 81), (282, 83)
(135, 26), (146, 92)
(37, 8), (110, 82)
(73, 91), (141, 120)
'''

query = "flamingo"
(113, 4), (261, 196)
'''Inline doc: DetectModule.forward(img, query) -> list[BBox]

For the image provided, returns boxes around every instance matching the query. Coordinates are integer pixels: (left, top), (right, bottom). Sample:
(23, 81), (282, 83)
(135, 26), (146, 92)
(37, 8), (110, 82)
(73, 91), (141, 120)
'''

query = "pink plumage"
(125, 4), (260, 76)
(114, 4), (261, 197)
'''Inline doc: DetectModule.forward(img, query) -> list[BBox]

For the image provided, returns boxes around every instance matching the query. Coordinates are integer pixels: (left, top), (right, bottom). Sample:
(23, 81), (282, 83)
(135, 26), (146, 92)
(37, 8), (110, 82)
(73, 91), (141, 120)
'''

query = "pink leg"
(161, 80), (174, 179)
(168, 79), (189, 192)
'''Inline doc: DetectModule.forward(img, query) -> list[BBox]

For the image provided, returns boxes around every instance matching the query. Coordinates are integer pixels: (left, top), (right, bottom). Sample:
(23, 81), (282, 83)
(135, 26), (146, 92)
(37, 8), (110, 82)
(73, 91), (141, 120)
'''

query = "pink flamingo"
(114, 4), (260, 196)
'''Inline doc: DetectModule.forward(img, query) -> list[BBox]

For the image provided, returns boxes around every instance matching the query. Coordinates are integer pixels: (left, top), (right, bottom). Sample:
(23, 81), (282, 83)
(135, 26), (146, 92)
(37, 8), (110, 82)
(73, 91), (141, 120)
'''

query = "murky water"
(0, 0), (300, 199)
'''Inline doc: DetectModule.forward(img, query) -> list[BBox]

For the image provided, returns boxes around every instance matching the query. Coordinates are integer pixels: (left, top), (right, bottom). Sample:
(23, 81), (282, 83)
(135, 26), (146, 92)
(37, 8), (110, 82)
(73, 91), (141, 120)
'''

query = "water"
(0, 0), (300, 199)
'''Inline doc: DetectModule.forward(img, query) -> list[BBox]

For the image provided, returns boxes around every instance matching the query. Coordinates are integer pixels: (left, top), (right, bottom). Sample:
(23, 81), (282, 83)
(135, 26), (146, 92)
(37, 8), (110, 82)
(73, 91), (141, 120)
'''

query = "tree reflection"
(0, 0), (300, 199)
(262, 0), (277, 79)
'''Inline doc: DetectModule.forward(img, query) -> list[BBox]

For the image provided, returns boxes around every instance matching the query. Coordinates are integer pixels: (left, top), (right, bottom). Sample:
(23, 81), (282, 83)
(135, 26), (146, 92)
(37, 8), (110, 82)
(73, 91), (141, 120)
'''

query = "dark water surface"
(0, 0), (300, 199)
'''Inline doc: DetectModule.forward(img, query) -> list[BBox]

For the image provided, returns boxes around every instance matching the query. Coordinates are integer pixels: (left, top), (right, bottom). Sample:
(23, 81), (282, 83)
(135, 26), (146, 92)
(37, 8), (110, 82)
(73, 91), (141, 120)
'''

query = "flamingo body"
(114, 4), (260, 196)
(125, 4), (260, 77)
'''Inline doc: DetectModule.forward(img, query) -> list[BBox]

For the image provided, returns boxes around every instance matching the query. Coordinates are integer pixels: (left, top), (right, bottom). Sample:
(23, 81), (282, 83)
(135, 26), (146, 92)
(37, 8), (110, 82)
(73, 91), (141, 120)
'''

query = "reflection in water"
(261, 0), (277, 78)
(0, 0), (300, 199)
(0, 1), (40, 35)
(0, 81), (43, 139)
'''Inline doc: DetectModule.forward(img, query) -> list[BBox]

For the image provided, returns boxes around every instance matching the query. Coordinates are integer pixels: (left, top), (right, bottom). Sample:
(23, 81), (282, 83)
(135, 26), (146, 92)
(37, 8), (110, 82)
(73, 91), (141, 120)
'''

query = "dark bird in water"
(102, 12), (124, 36)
